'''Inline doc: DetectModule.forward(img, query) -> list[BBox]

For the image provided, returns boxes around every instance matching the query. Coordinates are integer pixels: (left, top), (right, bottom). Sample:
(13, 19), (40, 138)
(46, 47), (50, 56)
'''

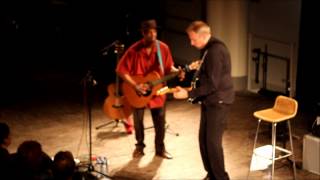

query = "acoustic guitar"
(121, 60), (202, 108)
(121, 71), (179, 108)
(103, 42), (132, 119)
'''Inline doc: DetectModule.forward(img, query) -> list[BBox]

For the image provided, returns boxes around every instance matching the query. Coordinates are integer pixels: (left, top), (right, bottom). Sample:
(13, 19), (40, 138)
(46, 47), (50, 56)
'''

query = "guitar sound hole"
(135, 88), (152, 97)
(143, 89), (152, 96)
(112, 104), (123, 108)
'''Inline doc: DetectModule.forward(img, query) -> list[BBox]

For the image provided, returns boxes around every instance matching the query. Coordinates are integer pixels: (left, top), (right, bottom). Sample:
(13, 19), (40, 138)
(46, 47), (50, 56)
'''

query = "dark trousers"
(133, 107), (166, 153)
(199, 103), (230, 180)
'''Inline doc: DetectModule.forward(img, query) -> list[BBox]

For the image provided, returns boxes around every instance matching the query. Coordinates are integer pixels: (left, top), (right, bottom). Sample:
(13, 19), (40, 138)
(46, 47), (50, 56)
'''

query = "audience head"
(11, 140), (53, 179)
(17, 140), (52, 171)
(53, 150), (76, 179)
(0, 122), (11, 148)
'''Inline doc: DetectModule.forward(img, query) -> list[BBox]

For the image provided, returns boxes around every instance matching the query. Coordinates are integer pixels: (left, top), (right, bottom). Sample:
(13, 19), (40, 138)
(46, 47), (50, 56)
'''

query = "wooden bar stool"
(248, 95), (298, 180)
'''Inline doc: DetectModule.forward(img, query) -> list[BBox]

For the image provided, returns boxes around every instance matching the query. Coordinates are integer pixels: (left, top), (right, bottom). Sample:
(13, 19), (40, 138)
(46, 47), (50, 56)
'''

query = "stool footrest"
(275, 146), (292, 154)
(253, 145), (293, 161)
(274, 153), (292, 160)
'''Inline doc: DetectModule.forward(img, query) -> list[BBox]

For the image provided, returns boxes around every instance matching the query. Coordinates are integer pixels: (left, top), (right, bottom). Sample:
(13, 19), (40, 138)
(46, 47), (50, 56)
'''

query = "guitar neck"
(150, 72), (178, 86)
(149, 60), (200, 87)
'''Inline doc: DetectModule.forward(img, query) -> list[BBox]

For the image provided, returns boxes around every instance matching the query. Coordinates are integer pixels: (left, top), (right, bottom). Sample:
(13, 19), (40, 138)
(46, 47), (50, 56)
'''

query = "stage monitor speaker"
(303, 134), (320, 175)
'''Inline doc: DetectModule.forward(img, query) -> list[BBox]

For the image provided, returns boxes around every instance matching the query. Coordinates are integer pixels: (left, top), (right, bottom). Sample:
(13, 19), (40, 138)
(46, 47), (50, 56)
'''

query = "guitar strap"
(156, 40), (164, 75)
(187, 50), (208, 104)
(191, 50), (208, 89)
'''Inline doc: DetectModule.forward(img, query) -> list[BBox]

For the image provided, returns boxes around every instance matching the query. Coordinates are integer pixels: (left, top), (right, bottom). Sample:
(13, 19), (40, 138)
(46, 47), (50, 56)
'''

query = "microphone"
(101, 40), (120, 56)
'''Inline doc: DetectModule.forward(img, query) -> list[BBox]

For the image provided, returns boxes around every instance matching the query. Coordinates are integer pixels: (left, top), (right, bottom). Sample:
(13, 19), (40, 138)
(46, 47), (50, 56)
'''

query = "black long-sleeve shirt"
(189, 37), (234, 105)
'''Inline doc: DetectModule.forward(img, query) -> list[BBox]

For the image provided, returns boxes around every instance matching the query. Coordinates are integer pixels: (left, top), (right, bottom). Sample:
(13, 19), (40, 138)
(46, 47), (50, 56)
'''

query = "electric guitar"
(156, 84), (202, 104)
(156, 85), (202, 104)
(156, 51), (208, 104)
(156, 86), (191, 96)
(187, 50), (208, 104)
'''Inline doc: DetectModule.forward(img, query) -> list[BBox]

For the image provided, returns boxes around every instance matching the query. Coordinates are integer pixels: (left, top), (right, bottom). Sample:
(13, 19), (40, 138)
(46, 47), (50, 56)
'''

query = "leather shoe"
(132, 148), (144, 158)
(155, 151), (173, 159)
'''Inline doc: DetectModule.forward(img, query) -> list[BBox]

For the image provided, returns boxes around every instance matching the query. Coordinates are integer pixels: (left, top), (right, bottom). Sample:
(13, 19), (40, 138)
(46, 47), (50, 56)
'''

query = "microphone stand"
(81, 70), (112, 179)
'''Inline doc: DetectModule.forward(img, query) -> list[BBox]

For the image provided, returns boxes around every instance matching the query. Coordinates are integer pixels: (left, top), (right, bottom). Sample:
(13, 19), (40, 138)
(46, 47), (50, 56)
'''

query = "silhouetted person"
(52, 151), (81, 180)
(0, 122), (11, 179)
(9, 140), (53, 180)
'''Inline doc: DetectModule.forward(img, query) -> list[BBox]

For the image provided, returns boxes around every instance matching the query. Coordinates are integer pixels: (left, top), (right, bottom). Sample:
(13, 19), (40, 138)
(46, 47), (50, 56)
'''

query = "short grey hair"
(186, 20), (211, 34)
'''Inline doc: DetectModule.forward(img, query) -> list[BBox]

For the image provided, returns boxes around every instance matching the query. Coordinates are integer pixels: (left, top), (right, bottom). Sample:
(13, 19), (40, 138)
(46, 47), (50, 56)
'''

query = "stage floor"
(1, 91), (319, 180)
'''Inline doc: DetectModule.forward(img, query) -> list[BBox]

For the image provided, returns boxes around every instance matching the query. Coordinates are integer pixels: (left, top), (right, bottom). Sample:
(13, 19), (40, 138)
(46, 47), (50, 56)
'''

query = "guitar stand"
(96, 119), (130, 130)
(145, 123), (179, 136)
(97, 41), (133, 134)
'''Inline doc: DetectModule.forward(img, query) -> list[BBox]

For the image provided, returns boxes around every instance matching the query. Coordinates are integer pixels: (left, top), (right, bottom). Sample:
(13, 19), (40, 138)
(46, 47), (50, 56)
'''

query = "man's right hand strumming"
(135, 83), (150, 95)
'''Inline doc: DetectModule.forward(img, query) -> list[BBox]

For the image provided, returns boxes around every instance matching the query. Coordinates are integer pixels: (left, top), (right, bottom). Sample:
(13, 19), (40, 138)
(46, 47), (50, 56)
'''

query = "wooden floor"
(1, 91), (319, 180)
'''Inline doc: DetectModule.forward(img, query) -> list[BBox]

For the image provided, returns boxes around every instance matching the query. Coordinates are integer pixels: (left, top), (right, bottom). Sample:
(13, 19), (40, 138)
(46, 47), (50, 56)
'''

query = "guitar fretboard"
(150, 72), (179, 86)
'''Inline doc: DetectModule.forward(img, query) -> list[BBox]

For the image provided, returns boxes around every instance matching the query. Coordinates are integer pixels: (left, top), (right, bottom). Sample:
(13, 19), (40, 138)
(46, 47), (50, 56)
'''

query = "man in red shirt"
(116, 19), (182, 159)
